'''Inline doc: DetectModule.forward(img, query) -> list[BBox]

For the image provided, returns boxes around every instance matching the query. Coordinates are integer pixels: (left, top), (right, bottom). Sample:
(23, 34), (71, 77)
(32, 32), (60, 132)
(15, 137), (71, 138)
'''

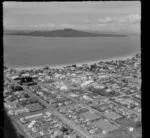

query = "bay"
(4, 35), (140, 68)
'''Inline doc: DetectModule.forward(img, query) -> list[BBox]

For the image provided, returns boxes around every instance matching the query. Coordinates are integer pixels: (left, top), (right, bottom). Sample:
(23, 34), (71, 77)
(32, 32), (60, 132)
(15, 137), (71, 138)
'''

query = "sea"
(4, 35), (140, 68)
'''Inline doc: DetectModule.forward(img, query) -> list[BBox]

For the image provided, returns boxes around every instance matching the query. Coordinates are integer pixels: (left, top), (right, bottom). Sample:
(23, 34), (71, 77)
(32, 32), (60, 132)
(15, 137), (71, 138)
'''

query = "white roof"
(55, 73), (60, 77)
(98, 75), (109, 78)
(106, 89), (111, 92)
(102, 130), (107, 134)
(69, 94), (79, 97)
(129, 127), (134, 132)
(60, 85), (68, 90)
(83, 95), (92, 101)
(39, 131), (44, 135)
(25, 113), (43, 119)
(11, 76), (18, 79)
(71, 73), (76, 76)
(81, 80), (93, 87)
(94, 84), (105, 89)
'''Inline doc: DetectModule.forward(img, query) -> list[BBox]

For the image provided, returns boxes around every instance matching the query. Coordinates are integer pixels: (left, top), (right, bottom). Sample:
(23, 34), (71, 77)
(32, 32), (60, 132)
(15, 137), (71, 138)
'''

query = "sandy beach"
(8, 53), (137, 71)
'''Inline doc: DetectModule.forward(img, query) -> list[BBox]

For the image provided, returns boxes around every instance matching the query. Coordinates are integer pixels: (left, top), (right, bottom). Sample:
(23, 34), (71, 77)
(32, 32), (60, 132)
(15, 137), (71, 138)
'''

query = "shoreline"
(6, 52), (139, 71)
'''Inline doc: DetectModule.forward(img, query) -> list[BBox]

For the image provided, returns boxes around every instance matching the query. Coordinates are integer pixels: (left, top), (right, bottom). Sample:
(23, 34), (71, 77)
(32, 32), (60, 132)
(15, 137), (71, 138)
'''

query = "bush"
(135, 120), (142, 128)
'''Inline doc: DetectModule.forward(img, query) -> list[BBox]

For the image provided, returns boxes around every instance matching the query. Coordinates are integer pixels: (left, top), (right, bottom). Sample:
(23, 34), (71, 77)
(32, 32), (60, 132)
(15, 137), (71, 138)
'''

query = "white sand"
(10, 54), (136, 71)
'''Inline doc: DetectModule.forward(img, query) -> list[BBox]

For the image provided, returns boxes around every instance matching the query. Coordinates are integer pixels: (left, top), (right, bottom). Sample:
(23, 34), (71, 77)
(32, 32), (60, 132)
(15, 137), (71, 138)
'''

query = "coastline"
(7, 52), (139, 71)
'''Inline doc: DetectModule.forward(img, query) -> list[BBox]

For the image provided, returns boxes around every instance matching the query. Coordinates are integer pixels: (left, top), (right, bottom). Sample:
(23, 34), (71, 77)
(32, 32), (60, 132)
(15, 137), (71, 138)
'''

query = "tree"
(55, 136), (63, 138)
(72, 64), (77, 68)
(43, 66), (49, 70)
(135, 120), (142, 128)
(60, 126), (68, 133)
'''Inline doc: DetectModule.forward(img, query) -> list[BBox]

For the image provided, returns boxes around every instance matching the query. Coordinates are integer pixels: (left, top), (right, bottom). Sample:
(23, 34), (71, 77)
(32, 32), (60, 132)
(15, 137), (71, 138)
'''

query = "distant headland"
(4, 28), (127, 37)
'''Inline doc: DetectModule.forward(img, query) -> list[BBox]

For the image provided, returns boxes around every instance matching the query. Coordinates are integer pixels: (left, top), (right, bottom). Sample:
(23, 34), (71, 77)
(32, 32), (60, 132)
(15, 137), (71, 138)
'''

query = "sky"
(3, 1), (141, 33)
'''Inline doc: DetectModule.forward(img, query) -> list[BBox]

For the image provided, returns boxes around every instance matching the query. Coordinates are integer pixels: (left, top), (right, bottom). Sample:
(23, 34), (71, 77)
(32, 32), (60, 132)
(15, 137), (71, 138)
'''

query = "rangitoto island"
(4, 28), (127, 37)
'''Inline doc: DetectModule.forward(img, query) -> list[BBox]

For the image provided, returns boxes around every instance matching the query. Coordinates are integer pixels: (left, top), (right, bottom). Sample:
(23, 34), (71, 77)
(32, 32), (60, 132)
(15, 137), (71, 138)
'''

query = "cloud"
(83, 19), (90, 23)
(47, 23), (55, 27)
(96, 23), (106, 27)
(98, 14), (141, 25)
(59, 23), (74, 28)
(117, 14), (141, 24)
(98, 17), (112, 23)
(128, 14), (141, 22)
(31, 23), (55, 28)
(3, 1), (140, 15)
(30, 23), (76, 29)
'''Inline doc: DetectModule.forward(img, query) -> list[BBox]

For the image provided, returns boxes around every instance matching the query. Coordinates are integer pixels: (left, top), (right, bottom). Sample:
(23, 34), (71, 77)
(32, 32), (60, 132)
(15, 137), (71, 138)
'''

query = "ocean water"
(4, 35), (140, 68)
